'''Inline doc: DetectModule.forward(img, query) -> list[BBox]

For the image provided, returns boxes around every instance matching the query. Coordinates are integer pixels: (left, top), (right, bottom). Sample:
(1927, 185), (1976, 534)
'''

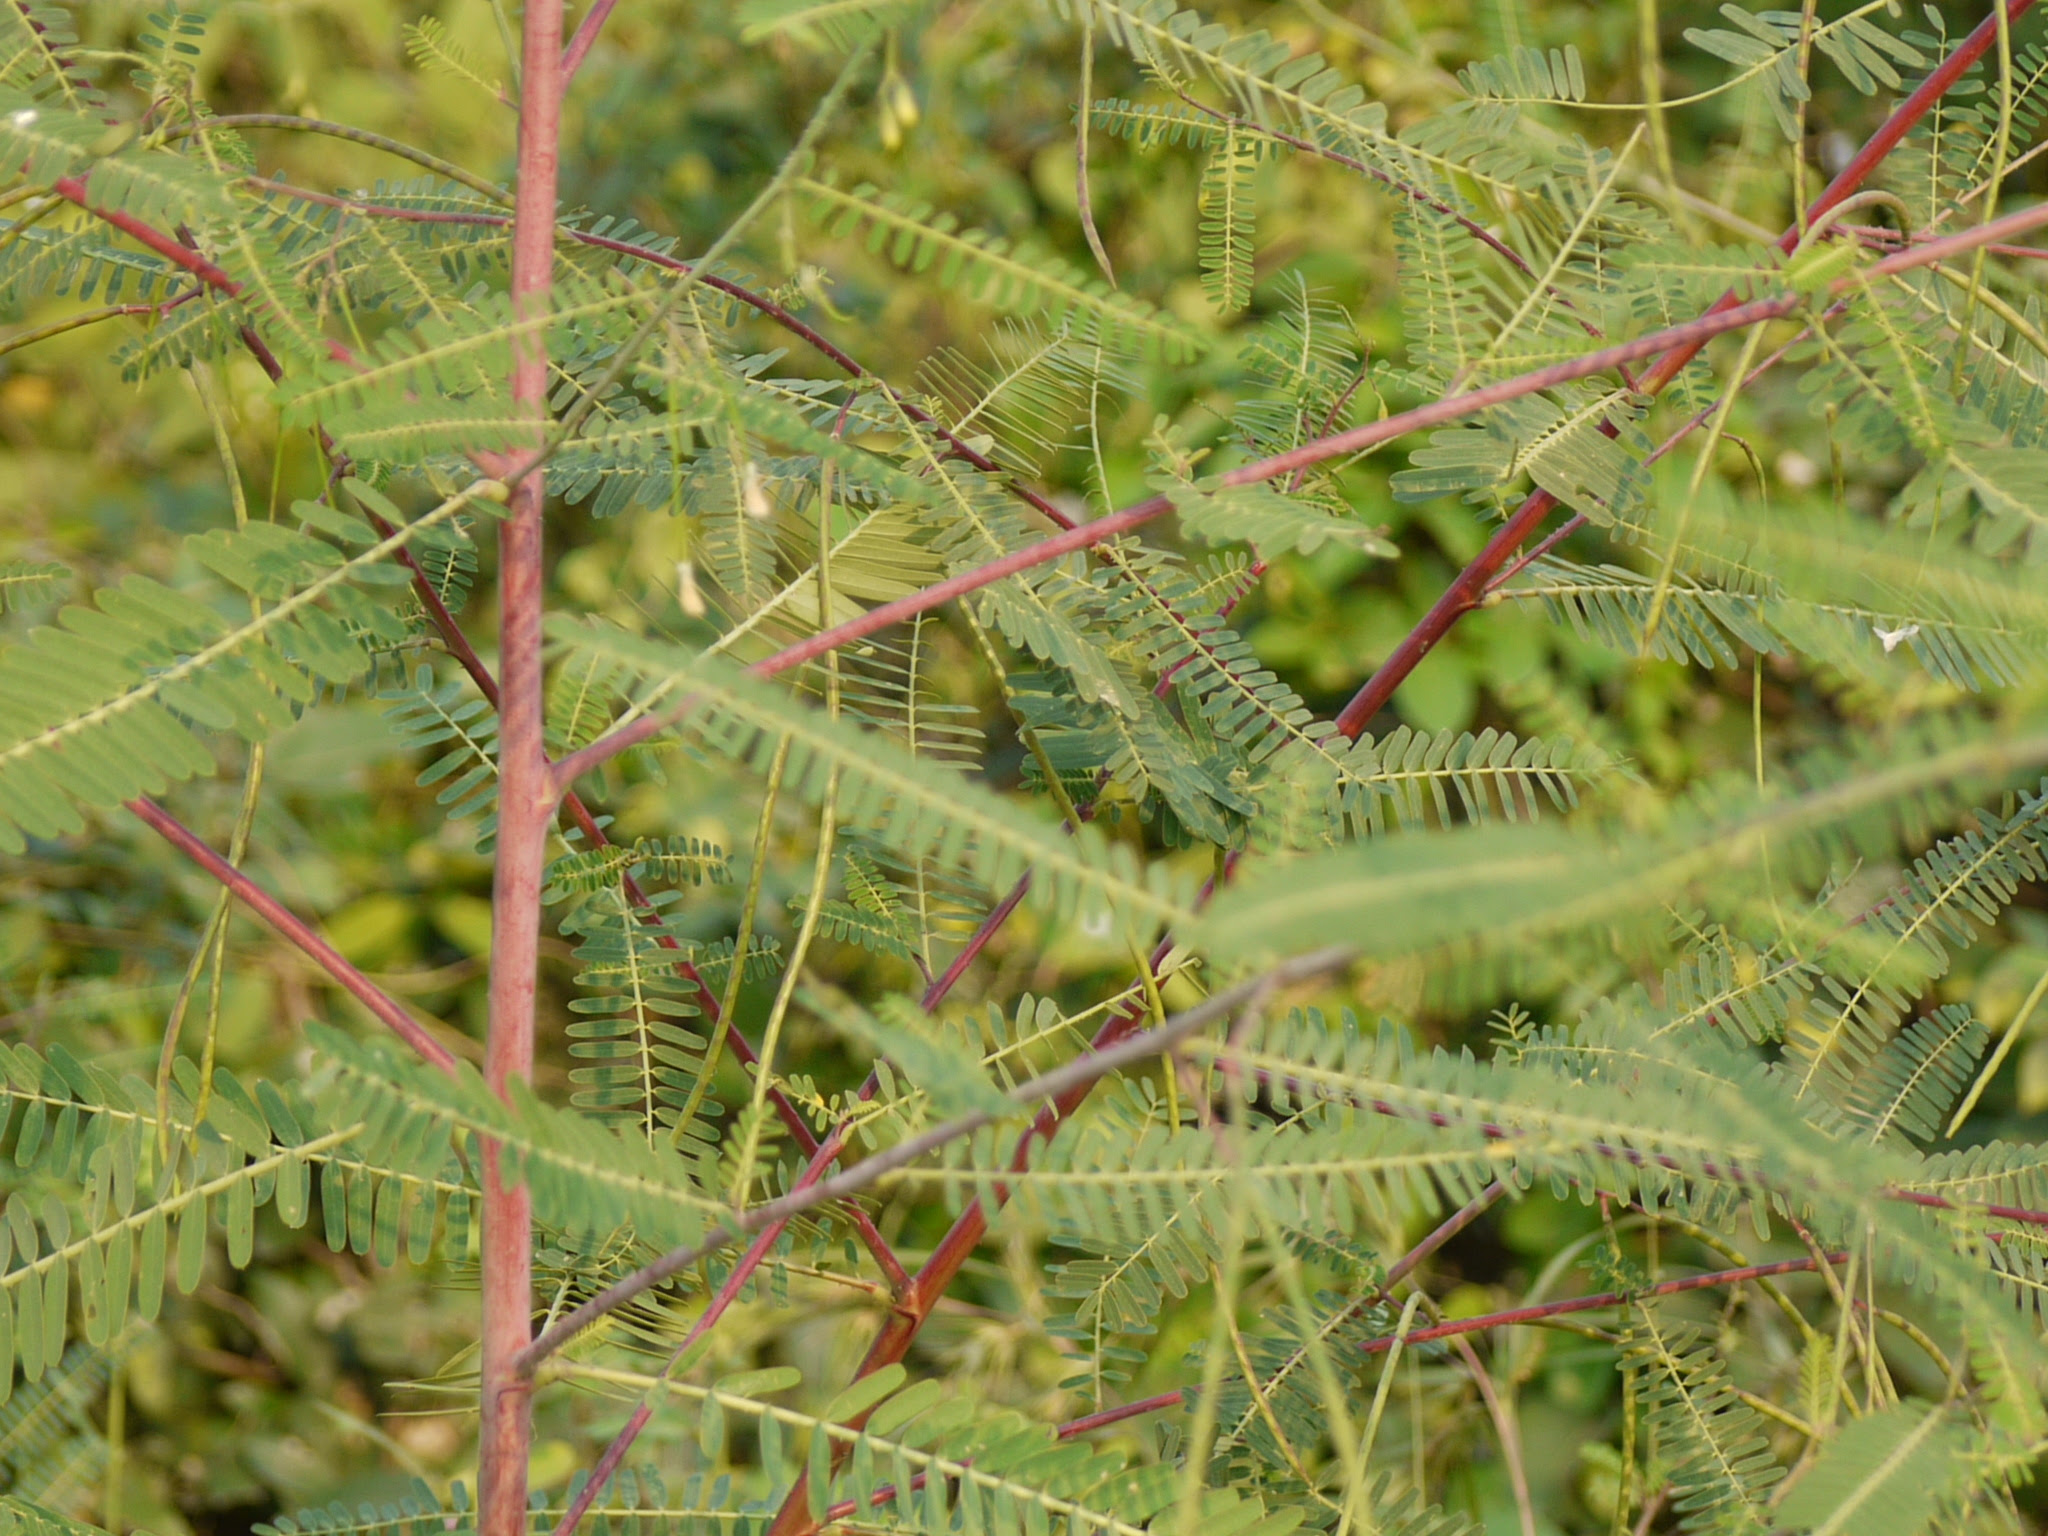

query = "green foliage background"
(2, 1), (2047, 1534)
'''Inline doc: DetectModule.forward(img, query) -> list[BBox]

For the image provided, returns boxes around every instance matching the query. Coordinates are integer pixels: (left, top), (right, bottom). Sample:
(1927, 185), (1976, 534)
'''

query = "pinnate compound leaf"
(802, 178), (1206, 361)
(547, 618), (1200, 938)
(1775, 1403), (1963, 1536)
(1158, 474), (1398, 558)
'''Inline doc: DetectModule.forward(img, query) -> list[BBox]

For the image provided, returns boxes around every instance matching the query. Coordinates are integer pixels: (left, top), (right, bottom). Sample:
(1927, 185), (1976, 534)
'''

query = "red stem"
(553, 283), (1829, 788)
(562, 0), (621, 81)
(349, 486), (908, 1278)
(476, 2), (566, 1531)
(42, 14), (2037, 1518)
(125, 797), (457, 1074)
(1357, 1255), (1841, 1354)
(1481, 311), (1842, 598)
(1331, 0), (2040, 738)
(814, 1207), (1803, 1525)
(50, 176), (241, 292)
(760, 899), (1211, 1536)
(560, 198), (2048, 791)
(239, 177), (1084, 532)
(225, 185), (923, 1304)
(1055, 1390), (1187, 1439)
(920, 873), (1031, 1011)
(542, 848), (1022, 1521)
(547, 1119), (861, 1536)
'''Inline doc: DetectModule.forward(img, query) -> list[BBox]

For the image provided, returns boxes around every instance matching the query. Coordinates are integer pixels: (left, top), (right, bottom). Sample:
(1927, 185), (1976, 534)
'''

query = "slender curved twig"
(126, 798), (457, 1074)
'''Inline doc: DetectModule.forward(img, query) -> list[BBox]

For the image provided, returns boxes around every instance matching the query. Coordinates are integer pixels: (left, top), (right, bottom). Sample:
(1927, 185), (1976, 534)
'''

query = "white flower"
(1874, 623), (1920, 654)
(1776, 450), (1819, 489)
(9, 108), (37, 127)
(741, 460), (771, 520)
(675, 558), (705, 618)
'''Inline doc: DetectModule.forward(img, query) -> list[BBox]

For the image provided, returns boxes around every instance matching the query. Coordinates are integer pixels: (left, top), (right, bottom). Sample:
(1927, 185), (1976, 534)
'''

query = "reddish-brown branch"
(214, 196), (913, 1291)
(547, 1117), (863, 1536)
(238, 176), (1083, 533)
(920, 874), (1032, 1011)
(562, 0), (622, 81)
(126, 797), (458, 1074)
(1845, 223), (2048, 260)
(554, 200), (2048, 791)
(1480, 313), (1841, 598)
(758, 884), (1237, 1536)
(1385, 1180), (1507, 1292)
(280, 184), (1091, 548)
(476, 2), (566, 1531)
(1357, 1255), (1842, 1354)
(50, 177), (241, 292)
(1332, 0), (2040, 738)
(515, 893), (1313, 1378)
(812, 1248), (1866, 1521)
(1055, 1390), (1188, 1440)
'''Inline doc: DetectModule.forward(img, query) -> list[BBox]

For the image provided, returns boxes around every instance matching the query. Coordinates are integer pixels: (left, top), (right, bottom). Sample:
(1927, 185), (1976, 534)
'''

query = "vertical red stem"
(478, 2), (566, 1532)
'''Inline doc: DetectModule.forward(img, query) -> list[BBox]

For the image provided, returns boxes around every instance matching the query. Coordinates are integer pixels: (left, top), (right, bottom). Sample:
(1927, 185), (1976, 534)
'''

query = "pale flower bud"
(741, 461), (772, 520)
(676, 558), (706, 618)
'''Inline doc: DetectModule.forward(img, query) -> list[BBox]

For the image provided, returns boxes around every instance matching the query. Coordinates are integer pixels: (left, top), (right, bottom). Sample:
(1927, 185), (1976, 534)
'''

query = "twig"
(553, 201), (2048, 790)
(165, 115), (508, 200)
(757, 856), (1242, 1536)
(126, 798), (457, 1074)
(1331, 0), (2041, 737)
(0, 290), (198, 358)
(514, 946), (1352, 1375)
(1452, 1334), (1537, 1536)
(562, 0), (621, 80)
(49, 177), (241, 293)
(1388, 1180), (1508, 1293)
(545, 1120), (860, 1536)
(1358, 1256), (1841, 1354)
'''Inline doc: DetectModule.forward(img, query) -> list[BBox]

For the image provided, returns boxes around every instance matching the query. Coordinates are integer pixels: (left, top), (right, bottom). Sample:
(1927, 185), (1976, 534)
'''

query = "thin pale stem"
(0, 292), (196, 358)
(167, 115), (508, 200)
(1453, 1334), (1537, 1536)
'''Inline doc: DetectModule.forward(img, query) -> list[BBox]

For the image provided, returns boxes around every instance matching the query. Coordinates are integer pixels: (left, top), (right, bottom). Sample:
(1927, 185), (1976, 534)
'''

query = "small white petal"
(741, 461), (771, 520)
(675, 558), (705, 618)
(1079, 910), (1113, 940)
(1775, 450), (1819, 489)
(1874, 623), (1920, 654)
(9, 108), (37, 127)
